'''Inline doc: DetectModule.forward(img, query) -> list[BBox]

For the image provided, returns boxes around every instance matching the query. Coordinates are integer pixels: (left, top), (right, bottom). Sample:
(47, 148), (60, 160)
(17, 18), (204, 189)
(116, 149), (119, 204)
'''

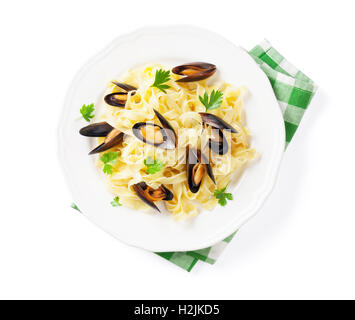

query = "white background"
(0, 0), (354, 300)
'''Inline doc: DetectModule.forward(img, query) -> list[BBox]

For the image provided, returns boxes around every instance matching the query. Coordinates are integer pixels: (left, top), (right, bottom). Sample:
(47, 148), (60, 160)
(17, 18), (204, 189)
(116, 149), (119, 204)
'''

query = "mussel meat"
(200, 113), (238, 155)
(79, 122), (114, 137)
(132, 110), (177, 150)
(172, 62), (216, 82)
(187, 148), (215, 193)
(104, 82), (137, 107)
(133, 182), (173, 212)
(88, 128), (124, 155)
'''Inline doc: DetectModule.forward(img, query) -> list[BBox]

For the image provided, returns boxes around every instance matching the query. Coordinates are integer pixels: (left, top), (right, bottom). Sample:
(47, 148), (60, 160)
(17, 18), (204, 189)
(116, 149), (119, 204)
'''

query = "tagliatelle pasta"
(93, 63), (257, 219)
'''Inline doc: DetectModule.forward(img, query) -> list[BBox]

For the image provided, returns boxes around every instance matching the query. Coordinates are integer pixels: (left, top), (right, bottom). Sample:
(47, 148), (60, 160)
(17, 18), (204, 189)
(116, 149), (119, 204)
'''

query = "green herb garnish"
(151, 69), (171, 93)
(111, 196), (122, 207)
(71, 203), (81, 212)
(100, 151), (119, 175)
(199, 90), (223, 111)
(80, 103), (95, 122)
(213, 185), (233, 206)
(144, 156), (164, 174)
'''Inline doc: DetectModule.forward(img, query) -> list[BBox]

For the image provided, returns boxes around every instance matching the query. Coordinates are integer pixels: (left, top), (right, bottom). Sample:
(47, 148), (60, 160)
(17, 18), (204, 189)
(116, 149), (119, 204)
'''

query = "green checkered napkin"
(72, 40), (317, 271)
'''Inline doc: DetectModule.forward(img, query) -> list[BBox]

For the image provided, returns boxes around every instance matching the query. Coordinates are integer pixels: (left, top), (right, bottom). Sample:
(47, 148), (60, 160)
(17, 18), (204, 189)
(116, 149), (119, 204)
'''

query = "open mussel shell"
(200, 113), (238, 155)
(208, 128), (229, 155)
(132, 110), (177, 150)
(112, 82), (137, 92)
(187, 148), (215, 193)
(199, 113), (238, 133)
(104, 92), (129, 107)
(132, 110), (176, 149)
(133, 182), (173, 212)
(79, 122), (114, 137)
(105, 82), (137, 107)
(153, 109), (177, 149)
(132, 123), (168, 148)
(172, 62), (216, 82)
(89, 128), (124, 155)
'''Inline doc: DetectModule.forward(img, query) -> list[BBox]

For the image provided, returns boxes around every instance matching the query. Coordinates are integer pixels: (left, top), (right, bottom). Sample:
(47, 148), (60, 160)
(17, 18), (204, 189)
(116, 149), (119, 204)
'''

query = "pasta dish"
(79, 62), (257, 218)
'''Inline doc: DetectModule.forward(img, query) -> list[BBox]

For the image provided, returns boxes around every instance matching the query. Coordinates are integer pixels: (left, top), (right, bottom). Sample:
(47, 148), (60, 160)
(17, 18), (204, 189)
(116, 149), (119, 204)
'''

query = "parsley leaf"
(100, 151), (119, 164)
(199, 90), (223, 111)
(100, 151), (119, 175)
(80, 103), (95, 122)
(151, 69), (171, 93)
(213, 185), (233, 207)
(103, 164), (114, 175)
(71, 203), (81, 212)
(111, 196), (122, 207)
(144, 156), (164, 174)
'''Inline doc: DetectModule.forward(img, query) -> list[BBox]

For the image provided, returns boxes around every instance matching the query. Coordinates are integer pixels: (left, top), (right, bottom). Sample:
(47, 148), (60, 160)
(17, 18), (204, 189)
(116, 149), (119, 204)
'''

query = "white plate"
(58, 26), (285, 252)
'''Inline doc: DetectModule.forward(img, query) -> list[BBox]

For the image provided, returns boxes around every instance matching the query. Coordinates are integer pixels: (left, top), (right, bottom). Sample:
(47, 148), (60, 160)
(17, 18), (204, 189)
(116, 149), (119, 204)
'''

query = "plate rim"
(58, 25), (285, 252)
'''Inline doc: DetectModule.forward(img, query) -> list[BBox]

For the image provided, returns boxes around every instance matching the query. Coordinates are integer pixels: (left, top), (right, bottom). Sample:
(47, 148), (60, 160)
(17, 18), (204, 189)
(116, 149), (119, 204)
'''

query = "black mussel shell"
(104, 92), (128, 107)
(153, 109), (177, 149)
(133, 182), (160, 212)
(89, 129), (124, 155)
(132, 123), (167, 147)
(208, 128), (229, 155)
(159, 185), (174, 201)
(199, 150), (215, 185)
(199, 113), (238, 133)
(132, 122), (177, 150)
(132, 111), (177, 150)
(133, 182), (173, 212)
(79, 122), (114, 137)
(105, 82), (137, 107)
(112, 82), (137, 92)
(187, 148), (215, 193)
(172, 62), (216, 82)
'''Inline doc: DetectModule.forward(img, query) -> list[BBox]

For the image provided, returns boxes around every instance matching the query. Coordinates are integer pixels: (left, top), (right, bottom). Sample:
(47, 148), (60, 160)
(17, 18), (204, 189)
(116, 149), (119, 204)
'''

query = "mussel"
(132, 109), (177, 150)
(133, 182), (173, 212)
(132, 123), (166, 147)
(187, 148), (215, 193)
(79, 122), (124, 155)
(153, 109), (177, 148)
(200, 113), (238, 155)
(199, 113), (238, 133)
(172, 62), (216, 82)
(79, 122), (114, 137)
(112, 82), (137, 92)
(104, 82), (137, 107)
(208, 127), (229, 155)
